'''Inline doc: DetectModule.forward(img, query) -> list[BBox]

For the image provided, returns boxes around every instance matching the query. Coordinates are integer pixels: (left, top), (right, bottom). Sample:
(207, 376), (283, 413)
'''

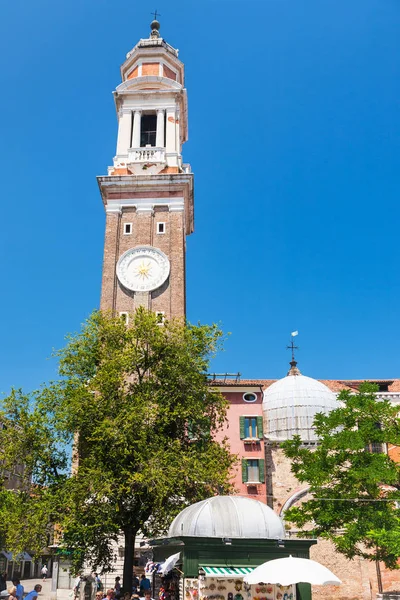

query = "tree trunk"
(123, 527), (136, 595)
(376, 559), (383, 595)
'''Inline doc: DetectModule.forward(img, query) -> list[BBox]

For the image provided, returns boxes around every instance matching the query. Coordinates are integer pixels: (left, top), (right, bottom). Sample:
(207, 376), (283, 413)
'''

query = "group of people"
(0, 576), (42, 600)
(73, 572), (152, 600)
(0, 564), (48, 600)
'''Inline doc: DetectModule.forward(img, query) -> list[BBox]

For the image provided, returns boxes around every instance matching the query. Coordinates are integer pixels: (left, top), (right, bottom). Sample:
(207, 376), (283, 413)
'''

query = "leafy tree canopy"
(282, 383), (400, 570)
(0, 310), (236, 590)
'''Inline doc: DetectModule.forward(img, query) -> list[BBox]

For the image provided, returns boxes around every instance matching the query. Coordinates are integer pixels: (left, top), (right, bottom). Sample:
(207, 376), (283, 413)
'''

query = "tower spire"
(286, 331), (301, 376)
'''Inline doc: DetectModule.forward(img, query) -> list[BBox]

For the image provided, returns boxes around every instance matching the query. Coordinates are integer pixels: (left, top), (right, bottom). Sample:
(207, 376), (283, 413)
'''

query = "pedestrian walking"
(41, 565), (48, 582)
(24, 585), (42, 600)
(104, 589), (115, 600)
(0, 573), (7, 592)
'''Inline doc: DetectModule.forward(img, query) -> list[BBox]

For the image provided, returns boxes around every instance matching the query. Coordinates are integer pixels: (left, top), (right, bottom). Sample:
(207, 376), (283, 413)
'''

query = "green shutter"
(258, 459), (265, 483)
(242, 459), (248, 483)
(239, 416), (245, 439)
(257, 416), (263, 438)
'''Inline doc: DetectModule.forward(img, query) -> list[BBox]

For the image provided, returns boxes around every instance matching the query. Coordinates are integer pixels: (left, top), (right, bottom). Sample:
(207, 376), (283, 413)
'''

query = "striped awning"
(201, 566), (255, 578)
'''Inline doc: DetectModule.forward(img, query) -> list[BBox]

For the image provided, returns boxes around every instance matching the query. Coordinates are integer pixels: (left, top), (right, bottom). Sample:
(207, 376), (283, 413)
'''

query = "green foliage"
(0, 310), (236, 585)
(282, 383), (400, 569)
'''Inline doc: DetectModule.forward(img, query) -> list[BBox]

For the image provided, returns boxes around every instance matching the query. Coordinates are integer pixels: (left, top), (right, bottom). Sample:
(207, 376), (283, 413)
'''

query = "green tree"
(282, 383), (400, 592)
(0, 310), (236, 591)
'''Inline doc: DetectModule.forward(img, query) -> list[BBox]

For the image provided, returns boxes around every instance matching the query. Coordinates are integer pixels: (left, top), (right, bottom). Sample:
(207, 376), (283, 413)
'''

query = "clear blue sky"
(1, 0), (399, 393)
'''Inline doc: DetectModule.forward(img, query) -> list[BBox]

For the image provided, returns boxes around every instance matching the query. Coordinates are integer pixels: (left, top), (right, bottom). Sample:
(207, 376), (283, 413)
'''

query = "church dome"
(263, 362), (338, 442)
(167, 495), (285, 539)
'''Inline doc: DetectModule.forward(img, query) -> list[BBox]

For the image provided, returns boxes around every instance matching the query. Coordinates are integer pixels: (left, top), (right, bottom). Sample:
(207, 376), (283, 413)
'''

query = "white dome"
(167, 495), (285, 539)
(263, 371), (338, 442)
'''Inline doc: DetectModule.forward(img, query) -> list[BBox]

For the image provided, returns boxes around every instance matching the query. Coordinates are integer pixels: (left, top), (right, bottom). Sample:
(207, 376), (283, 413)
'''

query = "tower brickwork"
(98, 20), (194, 320)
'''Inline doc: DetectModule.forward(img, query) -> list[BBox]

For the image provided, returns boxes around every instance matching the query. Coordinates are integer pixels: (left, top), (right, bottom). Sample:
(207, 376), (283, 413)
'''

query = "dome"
(263, 364), (338, 442)
(168, 495), (285, 539)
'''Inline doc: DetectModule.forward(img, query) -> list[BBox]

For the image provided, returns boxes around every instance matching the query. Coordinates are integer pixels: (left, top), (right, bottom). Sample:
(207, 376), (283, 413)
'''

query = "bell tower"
(98, 19), (194, 320)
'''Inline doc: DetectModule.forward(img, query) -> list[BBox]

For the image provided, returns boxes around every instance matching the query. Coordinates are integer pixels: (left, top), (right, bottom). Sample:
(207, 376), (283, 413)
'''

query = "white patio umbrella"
(159, 551), (181, 575)
(243, 556), (341, 586)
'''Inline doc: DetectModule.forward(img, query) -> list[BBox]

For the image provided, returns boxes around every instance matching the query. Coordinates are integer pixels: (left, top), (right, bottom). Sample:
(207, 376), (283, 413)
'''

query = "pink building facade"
(213, 382), (267, 502)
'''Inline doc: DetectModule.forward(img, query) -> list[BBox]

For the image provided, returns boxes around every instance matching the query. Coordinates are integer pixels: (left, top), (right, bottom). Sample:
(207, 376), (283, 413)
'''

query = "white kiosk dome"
(168, 495), (285, 539)
(263, 360), (338, 443)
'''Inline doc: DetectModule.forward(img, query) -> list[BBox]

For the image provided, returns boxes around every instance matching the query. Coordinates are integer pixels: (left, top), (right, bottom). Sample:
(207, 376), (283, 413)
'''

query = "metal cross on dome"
(287, 331), (299, 362)
(151, 9), (161, 20)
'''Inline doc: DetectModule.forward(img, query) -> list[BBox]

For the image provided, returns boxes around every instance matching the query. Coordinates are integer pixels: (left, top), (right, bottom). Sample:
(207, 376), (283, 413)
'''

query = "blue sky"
(0, 0), (399, 393)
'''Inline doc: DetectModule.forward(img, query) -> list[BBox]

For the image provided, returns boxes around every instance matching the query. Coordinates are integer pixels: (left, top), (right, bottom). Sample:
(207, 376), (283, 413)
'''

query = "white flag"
(291, 331), (299, 337)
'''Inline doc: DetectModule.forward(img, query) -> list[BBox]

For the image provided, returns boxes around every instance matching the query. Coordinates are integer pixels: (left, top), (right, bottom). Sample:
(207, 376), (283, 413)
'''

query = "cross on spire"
(286, 331), (301, 376)
(151, 9), (161, 20)
(287, 332), (299, 362)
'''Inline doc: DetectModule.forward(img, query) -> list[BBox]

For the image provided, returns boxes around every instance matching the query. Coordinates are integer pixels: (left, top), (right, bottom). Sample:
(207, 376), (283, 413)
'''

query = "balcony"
(128, 147), (165, 164)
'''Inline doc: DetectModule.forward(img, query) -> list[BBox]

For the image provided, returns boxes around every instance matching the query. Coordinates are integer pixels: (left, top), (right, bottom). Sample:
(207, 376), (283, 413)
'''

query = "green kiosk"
(150, 496), (316, 600)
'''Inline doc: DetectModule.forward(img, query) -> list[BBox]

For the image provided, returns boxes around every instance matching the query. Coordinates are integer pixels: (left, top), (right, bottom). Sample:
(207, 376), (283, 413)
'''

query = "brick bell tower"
(98, 18), (194, 320)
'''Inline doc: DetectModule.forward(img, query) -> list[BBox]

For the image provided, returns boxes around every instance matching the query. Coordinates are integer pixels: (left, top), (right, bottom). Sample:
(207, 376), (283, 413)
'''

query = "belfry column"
(116, 109), (132, 155)
(132, 110), (142, 147)
(166, 107), (176, 152)
(156, 109), (165, 147)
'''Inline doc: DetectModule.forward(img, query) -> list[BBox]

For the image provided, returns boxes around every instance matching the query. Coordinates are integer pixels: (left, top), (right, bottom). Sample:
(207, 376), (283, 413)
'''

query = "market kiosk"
(150, 496), (316, 600)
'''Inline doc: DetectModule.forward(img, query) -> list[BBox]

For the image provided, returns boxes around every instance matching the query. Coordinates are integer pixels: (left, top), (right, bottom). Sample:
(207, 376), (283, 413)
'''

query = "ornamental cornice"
(105, 197), (185, 214)
(116, 77), (182, 94)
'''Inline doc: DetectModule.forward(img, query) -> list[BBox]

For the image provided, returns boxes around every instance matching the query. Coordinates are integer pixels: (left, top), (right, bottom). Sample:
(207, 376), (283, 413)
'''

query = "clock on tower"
(98, 18), (194, 320)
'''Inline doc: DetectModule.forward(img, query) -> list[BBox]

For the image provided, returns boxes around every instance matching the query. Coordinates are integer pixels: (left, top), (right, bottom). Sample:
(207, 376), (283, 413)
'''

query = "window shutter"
(257, 416), (264, 438)
(242, 459), (248, 483)
(258, 459), (265, 483)
(239, 416), (245, 439)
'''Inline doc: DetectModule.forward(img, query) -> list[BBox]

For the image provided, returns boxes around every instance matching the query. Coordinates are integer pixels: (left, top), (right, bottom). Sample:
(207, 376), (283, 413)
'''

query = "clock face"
(116, 246), (170, 293)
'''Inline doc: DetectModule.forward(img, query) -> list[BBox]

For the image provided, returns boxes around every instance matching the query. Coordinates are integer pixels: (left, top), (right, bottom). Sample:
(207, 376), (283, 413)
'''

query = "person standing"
(41, 565), (48, 582)
(139, 576), (150, 597)
(0, 572), (7, 592)
(73, 574), (84, 600)
(114, 577), (121, 600)
(131, 574), (139, 595)
(24, 584), (42, 600)
(12, 580), (23, 600)
(93, 574), (102, 592)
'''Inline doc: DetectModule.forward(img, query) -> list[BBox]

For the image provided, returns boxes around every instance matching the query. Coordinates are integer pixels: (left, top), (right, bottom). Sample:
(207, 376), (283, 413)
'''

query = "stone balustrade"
(128, 147), (165, 163)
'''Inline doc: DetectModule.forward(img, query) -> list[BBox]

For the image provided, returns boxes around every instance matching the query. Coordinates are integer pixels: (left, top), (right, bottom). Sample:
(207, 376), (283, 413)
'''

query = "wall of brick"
(100, 205), (186, 319)
(270, 450), (400, 599)
(142, 62), (160, 76)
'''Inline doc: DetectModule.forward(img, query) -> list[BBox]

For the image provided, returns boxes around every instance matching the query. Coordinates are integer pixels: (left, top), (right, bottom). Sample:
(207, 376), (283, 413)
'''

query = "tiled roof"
(210, 378), (400, 392)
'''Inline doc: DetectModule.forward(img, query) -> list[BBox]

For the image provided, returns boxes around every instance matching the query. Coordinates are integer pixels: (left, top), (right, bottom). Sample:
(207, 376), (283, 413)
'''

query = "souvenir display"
(191, 576), (295, 600)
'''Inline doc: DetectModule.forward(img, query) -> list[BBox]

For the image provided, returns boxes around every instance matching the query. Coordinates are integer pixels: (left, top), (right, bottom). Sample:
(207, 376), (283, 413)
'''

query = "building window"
(141, 114), (157, 147)
(243, 392), (257, 403)
(239, 416), (263, 440)
(119, 312), (129, 324)
(365, 423), (385, 454)
(242, 458), (265, 484)
(367, 442), (385, 454)
(157, 222), (165, 234)
(124, 223), (132, 235)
